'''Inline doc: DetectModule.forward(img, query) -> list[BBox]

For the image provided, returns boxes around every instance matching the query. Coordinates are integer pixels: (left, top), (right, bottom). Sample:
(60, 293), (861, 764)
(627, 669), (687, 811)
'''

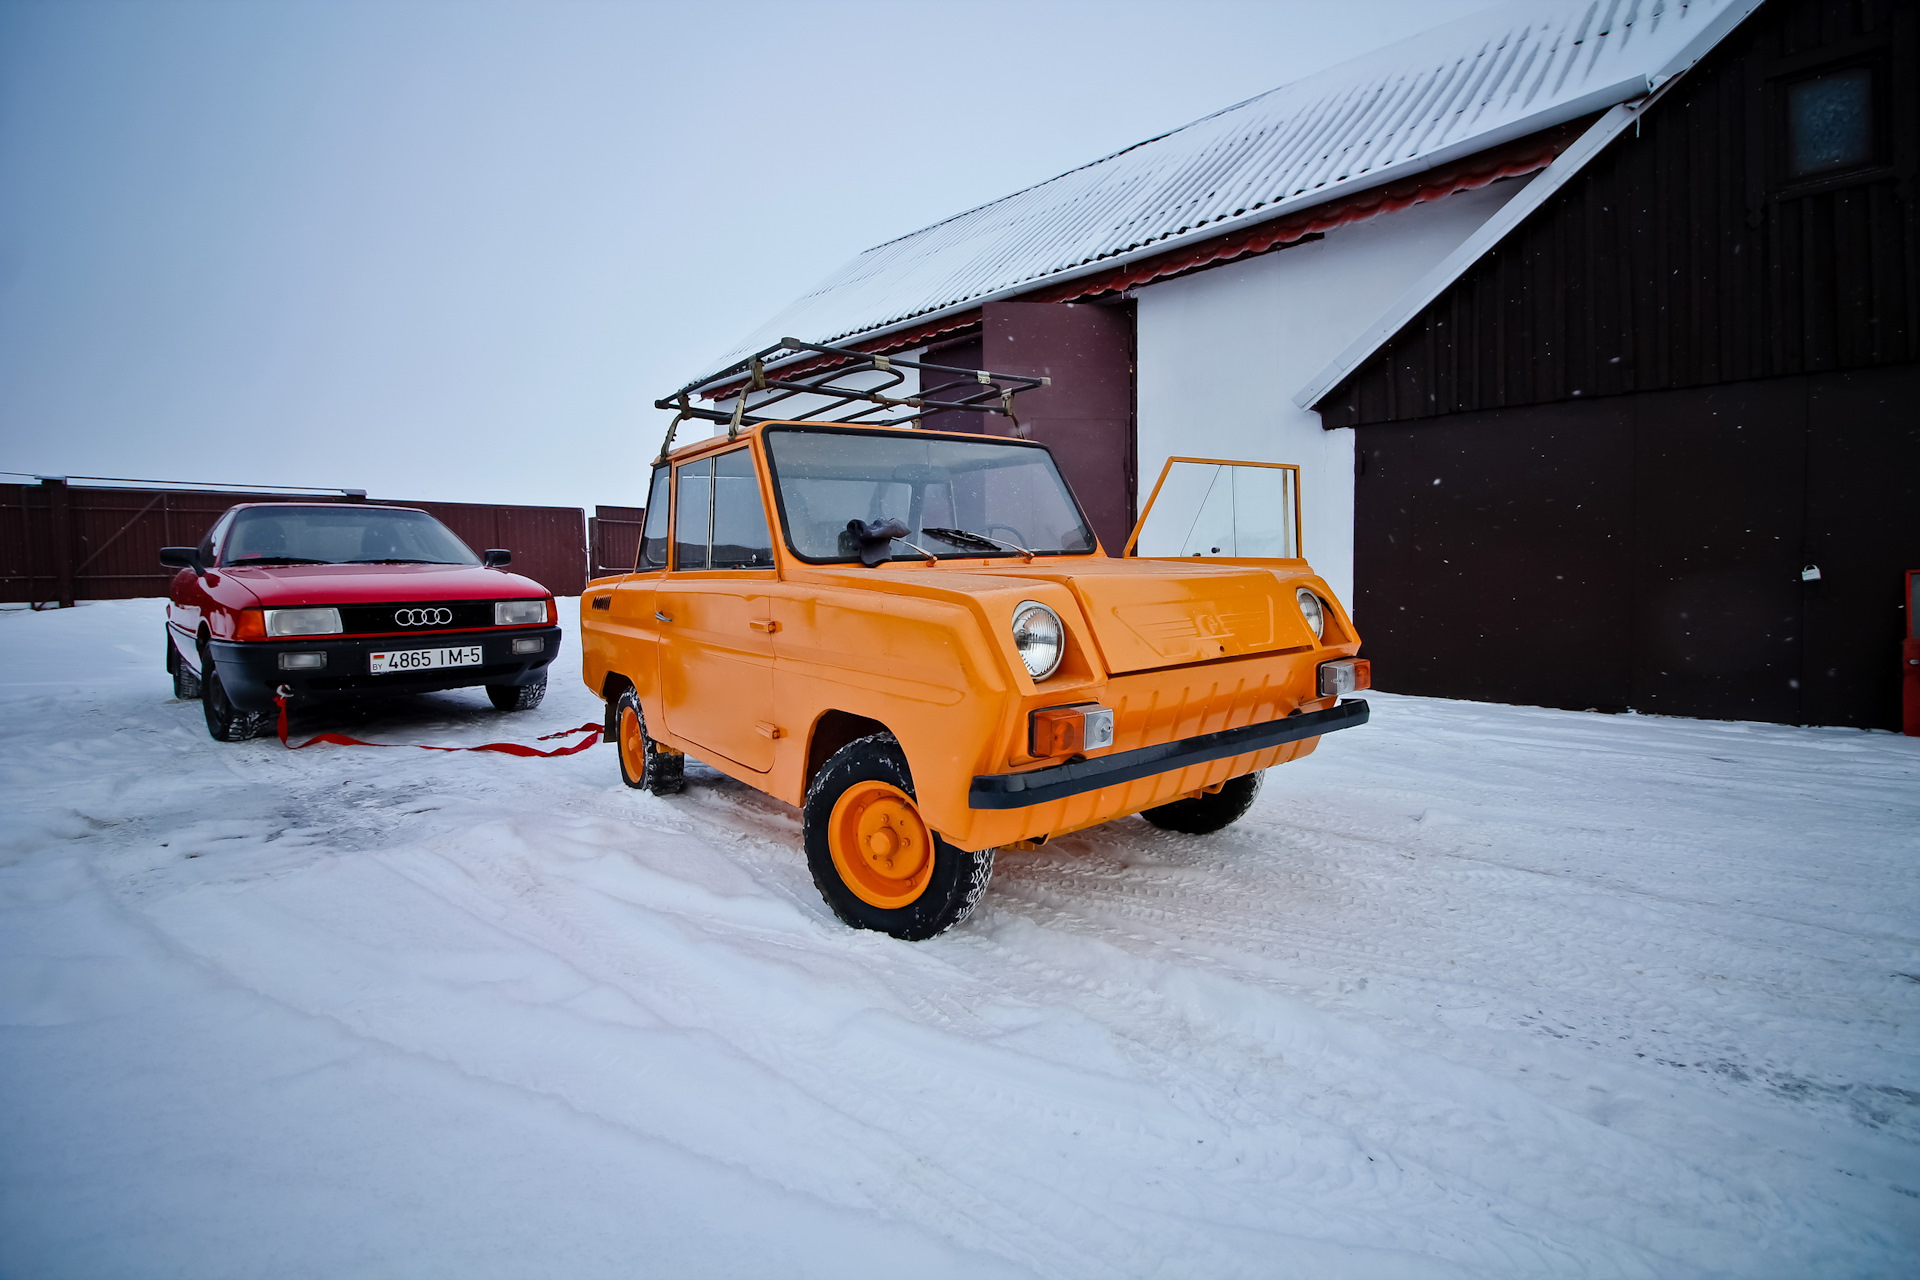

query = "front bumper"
(968, 699), (1370, 809)
(207, 626), (562, 712)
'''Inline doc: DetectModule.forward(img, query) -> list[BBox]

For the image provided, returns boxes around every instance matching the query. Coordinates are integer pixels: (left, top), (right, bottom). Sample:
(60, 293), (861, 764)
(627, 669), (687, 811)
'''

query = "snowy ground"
(1, 599), (1916, 1279)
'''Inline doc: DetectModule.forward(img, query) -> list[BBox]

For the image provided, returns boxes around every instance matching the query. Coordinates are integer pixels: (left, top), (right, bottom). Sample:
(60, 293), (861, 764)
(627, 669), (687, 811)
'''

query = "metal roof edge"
(1294, 0), (1769, 413)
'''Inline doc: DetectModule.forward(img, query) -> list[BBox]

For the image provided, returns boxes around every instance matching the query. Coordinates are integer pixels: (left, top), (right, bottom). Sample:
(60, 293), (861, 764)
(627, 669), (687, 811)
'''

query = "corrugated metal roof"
(685, 0), (1757, 394)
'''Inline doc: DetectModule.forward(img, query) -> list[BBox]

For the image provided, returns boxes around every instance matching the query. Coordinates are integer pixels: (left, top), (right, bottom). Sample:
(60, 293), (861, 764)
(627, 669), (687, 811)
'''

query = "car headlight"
(264, 607), (342, 637)
(1010, 600), (1065, 680)
(1296, 588), (1325, 641)
(496, 599), (548, 626)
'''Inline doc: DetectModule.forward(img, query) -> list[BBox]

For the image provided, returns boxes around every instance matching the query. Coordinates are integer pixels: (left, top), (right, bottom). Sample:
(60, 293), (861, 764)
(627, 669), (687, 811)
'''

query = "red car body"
(164, 502), (561, 737)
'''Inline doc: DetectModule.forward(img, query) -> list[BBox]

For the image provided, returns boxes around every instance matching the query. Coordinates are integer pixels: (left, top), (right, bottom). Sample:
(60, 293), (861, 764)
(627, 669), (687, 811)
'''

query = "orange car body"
(580, 422), (1366, 853)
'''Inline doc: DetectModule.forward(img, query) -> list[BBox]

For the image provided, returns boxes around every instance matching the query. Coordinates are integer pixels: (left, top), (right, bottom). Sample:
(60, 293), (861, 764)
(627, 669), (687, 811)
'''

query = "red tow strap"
(274, 693), (601, 757)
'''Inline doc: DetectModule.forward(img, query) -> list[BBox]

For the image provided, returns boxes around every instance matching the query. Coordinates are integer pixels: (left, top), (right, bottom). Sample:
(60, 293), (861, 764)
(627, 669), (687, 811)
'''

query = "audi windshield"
(763, 428), (1097, 563)
(219, 506), (480, 567)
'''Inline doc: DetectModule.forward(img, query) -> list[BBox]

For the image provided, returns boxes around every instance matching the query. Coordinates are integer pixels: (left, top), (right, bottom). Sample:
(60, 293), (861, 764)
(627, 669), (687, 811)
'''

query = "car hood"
(815, 556), (1323, 675)
(213, 563), (549, 608)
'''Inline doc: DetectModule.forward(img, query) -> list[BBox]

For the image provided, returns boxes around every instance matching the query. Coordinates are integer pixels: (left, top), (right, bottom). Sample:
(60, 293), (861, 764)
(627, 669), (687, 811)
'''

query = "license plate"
(369, 645), (483, 674)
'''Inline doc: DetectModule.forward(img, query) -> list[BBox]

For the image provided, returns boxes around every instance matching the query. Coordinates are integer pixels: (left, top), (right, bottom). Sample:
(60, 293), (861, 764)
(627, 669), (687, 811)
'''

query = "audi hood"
(210, 562), (550, 609)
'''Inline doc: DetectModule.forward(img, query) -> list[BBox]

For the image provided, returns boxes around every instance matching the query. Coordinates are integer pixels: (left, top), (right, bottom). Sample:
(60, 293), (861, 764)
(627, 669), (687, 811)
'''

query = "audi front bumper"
(205, 626), (562, 711)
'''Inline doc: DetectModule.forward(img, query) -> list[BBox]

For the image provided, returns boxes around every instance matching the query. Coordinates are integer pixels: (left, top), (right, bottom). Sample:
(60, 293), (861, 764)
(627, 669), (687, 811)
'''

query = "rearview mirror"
(159, 547), (203, 574)
(483, 549), (512, 568)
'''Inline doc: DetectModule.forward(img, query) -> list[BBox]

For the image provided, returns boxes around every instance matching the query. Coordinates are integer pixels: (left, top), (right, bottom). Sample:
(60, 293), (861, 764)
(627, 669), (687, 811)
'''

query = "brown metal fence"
(0, 480), (590, 605)
(588, 504), (644, 579)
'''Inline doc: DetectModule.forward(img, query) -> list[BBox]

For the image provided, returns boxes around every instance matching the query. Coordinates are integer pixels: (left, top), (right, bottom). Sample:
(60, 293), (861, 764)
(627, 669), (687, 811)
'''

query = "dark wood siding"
(1321, 0), (1920, 428)
(1353, 363), (1920, 730)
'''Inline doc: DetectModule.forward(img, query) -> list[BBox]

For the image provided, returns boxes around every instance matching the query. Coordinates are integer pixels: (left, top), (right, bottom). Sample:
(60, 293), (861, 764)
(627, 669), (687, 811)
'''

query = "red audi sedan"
(162, 502), (560, 741)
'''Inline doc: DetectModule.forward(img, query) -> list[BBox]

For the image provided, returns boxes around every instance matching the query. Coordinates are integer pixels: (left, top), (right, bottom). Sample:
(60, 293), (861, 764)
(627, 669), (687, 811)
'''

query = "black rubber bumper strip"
(968, 698), (1370, 810)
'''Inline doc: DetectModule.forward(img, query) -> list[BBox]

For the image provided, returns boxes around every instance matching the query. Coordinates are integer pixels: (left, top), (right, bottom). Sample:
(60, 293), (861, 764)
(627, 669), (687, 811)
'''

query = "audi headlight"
(1011, 600), (1064, 680)
(264, 607), (342, 637)
(1295, 588), (1325, 641)
(496, 599), (547, 626)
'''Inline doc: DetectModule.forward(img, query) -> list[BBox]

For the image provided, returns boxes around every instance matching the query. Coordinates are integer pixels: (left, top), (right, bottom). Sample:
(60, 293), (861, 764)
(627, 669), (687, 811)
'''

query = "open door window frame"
(1123, 456), (1305, 563)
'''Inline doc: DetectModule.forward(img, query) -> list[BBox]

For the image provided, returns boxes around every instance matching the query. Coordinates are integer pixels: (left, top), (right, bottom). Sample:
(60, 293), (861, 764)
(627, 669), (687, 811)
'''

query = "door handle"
(655, 611), (673, 623)
(749, 619), (779, 633)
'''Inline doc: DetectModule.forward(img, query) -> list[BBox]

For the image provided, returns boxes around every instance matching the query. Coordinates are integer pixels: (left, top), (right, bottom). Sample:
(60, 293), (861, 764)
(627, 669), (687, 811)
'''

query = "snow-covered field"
(1, 598), (1915, 1279)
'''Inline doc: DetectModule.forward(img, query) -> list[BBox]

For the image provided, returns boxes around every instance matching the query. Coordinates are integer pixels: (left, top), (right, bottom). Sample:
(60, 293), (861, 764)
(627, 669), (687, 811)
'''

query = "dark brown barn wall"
(982, 301), (1137, 552)
(923, 302), (1139, 552)
(1331, 0), (1920, 730)
(1352, 400), (1637, 712)
(1322, 0), (1919, 428)
(1352, 363), (1920, 729)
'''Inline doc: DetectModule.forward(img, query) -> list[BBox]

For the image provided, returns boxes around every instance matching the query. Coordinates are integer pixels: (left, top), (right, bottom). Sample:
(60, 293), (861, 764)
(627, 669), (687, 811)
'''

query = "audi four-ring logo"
(395, 608), (453, 627)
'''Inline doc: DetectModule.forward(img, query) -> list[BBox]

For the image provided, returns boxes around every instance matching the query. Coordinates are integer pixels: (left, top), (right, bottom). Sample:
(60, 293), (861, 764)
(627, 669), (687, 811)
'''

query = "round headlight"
(1296, 588), (1325, 641)
(1010, 600), (1064, 680)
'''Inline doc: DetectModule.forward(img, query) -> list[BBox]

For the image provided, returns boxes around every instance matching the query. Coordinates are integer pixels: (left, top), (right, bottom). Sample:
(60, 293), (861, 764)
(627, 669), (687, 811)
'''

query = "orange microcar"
(581, 421), (1369, 939)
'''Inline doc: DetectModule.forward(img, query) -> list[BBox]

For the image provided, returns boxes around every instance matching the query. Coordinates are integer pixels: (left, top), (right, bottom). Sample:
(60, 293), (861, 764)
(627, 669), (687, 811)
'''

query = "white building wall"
(1133, 179), (1529, 611)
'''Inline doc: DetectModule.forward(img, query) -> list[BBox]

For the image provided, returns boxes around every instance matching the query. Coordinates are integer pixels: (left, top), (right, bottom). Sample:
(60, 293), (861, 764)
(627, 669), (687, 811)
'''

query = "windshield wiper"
(922, 527), (1034, 560)
(343, 558), (461, 565)
(227, 556), (333, 566)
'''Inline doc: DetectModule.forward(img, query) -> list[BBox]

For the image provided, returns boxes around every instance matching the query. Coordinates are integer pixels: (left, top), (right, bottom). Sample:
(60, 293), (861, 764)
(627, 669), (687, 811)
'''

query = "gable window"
(1785, 66), (1874, 179)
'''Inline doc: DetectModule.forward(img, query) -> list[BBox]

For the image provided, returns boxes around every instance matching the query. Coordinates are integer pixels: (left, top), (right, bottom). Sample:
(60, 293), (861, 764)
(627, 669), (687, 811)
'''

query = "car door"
(169, 509), (235, 673)
(655, 446), (779, 772)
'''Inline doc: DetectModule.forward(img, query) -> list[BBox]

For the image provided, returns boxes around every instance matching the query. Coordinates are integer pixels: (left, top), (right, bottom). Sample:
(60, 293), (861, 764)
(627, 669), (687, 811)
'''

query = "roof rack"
(652, 337), (1049, 461)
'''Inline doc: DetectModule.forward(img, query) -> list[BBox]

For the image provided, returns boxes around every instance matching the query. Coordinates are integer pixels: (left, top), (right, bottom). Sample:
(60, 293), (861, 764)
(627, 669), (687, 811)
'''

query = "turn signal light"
(235, 609), (268, 641)
(1030, 703), (1115, 758)
(1317, 658), (1371, 698)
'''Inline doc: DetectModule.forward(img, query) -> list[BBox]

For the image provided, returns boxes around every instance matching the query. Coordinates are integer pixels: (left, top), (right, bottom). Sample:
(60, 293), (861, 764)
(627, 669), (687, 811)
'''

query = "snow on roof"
(685, 0), (1754, 393)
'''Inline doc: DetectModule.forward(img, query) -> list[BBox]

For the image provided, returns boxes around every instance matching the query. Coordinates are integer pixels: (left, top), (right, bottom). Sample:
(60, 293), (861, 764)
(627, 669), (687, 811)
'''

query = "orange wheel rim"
(828, 781), (935, 909)
(619, 705), (645, 778)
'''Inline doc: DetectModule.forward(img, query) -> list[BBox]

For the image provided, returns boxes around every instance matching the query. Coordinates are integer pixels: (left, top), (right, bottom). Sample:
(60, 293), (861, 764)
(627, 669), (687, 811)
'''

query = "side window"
(673, 450), (773, 571)
(199, 512), (234, 564)
(637, 466), (670, 570)
(675, 460), (713, 571)
(1132, 461), (1299, 559)
(709, 448), (774, 568)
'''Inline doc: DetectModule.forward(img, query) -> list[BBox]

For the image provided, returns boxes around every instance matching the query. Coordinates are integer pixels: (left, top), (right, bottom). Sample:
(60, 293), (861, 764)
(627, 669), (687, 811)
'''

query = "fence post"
(42, 477), (74, 608)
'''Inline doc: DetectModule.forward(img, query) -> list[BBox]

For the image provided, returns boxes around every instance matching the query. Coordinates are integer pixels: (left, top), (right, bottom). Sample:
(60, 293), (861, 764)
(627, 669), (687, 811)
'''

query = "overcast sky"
(0, 0), (1491, 511)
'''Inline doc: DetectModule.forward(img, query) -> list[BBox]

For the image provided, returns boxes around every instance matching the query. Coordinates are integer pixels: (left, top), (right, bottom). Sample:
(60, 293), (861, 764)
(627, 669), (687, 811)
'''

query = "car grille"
(337, 601), (498, 635)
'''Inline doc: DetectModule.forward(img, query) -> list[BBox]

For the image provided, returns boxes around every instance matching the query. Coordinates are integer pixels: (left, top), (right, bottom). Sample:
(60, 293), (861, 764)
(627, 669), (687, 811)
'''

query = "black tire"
(612, 687), (683, 795)
(201, 660), (269, 742)
(487, 674), (546, 712)
(803, 731), (994, 941)
(1140, 771), (1263, 835)
(167, 629), (200, 700)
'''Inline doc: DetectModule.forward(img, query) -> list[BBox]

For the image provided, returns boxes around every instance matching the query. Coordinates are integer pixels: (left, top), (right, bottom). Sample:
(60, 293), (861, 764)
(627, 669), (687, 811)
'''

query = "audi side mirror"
(159, 547), (204, 575)
(483, 549), (512, 568)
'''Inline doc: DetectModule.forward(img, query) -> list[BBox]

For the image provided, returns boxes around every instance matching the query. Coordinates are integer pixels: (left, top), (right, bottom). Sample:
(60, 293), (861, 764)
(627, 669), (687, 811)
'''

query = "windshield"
(219, 506), (480, 567)
(763, 428), (1097, 562)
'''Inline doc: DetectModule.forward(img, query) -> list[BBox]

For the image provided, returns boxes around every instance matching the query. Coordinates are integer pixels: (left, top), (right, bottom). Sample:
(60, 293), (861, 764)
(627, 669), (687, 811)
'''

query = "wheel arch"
(806, 709), (891, 791)
(600, 671), (635, 741)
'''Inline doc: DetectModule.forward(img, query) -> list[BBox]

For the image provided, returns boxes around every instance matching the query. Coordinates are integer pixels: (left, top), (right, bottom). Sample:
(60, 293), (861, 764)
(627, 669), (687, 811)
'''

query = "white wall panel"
(1134, 180), (1526, 610)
